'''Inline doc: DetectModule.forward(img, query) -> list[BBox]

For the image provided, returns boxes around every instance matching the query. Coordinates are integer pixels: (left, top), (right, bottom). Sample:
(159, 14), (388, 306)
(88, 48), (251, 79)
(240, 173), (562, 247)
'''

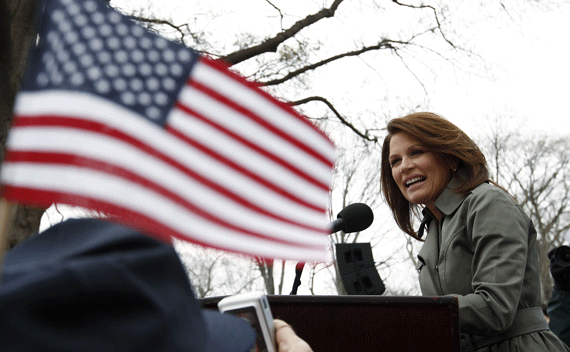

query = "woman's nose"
(400, 157), (412, 173)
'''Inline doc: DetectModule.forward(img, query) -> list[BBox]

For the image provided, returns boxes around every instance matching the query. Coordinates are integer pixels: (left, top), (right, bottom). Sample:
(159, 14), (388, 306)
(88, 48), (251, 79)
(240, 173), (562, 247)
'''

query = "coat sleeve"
(451, 187), (531, 335)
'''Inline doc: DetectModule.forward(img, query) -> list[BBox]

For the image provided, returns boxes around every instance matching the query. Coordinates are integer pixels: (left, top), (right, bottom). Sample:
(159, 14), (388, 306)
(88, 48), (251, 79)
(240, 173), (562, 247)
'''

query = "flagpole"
(0, 198), (15, 284)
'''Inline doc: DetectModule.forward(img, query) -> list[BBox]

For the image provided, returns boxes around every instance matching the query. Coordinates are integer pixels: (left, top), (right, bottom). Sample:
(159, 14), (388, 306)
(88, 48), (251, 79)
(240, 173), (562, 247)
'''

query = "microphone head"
(337, 203), (374, 233)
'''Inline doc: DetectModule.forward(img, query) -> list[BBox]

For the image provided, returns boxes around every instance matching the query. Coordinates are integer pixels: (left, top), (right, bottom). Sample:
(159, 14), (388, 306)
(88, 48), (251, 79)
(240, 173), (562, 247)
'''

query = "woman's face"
(388, 132), (452, 209)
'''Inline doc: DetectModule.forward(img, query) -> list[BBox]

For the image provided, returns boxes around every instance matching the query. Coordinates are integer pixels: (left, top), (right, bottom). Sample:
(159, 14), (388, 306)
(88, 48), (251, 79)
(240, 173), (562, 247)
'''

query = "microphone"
(330, 203), (374, 234)
(290, 203), (374, 295)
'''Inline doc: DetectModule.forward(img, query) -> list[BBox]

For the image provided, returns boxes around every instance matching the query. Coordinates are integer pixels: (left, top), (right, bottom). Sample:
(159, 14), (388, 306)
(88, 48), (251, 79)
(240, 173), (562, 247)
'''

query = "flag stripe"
(188, 78), (333, 168)
(7, 116), (328, 231)
(5, 151), (326, 246)
(1, 162), (328, 249)
(177, 85), (333, 186)
(12, 91), (331, 210)
(192, 58), (335, 160)
(11, 92), (329, 222)
(1, 186), (330, 262)
(171, 102), (329, 192)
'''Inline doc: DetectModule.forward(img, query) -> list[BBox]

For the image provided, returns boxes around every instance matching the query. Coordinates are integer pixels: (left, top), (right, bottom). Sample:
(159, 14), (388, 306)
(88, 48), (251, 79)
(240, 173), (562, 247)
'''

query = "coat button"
(435, 265), (438, 272)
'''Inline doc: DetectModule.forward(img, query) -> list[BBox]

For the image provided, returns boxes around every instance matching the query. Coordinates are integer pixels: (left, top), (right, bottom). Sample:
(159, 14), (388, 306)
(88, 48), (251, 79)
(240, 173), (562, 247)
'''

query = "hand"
(274, 319), (313, 352)
(549, 246), (570, 291)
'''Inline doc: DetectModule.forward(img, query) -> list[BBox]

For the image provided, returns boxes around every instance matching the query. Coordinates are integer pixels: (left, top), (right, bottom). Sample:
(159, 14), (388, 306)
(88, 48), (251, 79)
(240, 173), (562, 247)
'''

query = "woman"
(380, 112), (569, 351)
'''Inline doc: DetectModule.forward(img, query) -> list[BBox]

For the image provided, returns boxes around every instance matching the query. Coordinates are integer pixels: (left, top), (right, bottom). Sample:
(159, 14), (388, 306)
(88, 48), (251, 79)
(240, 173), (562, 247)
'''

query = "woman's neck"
(426, 204), (443, 221)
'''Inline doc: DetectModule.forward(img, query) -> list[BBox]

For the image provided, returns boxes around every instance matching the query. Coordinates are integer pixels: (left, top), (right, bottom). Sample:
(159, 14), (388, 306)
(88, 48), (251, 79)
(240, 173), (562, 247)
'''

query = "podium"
(201, 295), (460, 352)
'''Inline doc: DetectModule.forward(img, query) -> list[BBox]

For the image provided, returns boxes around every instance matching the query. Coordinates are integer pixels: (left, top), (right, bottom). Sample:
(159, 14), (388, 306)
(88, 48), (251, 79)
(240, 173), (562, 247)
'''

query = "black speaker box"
(335, 243), (385, 295)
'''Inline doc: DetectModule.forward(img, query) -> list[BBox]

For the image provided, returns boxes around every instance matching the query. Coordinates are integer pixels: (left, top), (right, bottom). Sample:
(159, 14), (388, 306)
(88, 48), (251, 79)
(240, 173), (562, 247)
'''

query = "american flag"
(0, 0), (336, 262)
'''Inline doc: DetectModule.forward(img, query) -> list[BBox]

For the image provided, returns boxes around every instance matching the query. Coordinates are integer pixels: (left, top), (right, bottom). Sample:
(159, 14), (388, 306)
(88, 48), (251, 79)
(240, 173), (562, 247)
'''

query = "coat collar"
(432, 168), (468, 217)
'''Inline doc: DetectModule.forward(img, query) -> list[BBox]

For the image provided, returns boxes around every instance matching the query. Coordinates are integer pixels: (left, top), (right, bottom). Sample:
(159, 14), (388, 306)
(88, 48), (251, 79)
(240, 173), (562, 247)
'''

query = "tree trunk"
(1, 0), (47, 248)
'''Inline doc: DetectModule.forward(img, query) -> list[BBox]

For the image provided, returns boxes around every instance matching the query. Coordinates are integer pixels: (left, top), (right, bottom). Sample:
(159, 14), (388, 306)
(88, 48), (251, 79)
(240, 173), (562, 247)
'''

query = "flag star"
(178, 50), (191, 62)
(155, 38), (168, 49)
(105, 64), (120, 77)
(146, 106), (161, 119)
(121, 91), (136, 105)
(59, 21), (73, 33)
(84, 1), (97, 13)
(114, 50), (128, 63)
(57, 51), (70, 64)
(107, 37), (120, 49)
(131, 25), (144, 37)
(70, 73), (84, 86)
(146, 77), (160, 91)
(91, 12), (105, 25)
(51, 10), (65, 22)
(138, 92), (151, 105)
(163, 50), (175, 62)
(170, 63), (183, 76)
(63, 61), (77, 74)
(74, 14), (88, 27)
(130, 78), (144, 92)
(51, 72), (64, 84)
(79, 54), (94, 67)
(116, 24), (129, 36)
(147, 50), (160, 62)
(88, 38), (104, 51)
(72, 43), (87, 56)
(122, 63), (136, 76)
(155, 63), (168, 76)
(97, 51), (112, 64)
(99, 24), (113, 37)
(67, 3), (80, 15)
(162, 77), (176, 91)
(82, 27), (97, 39)
(113, 77), (127, 91)
(139, 37), (152, 49)
(154, 92), (168, 105)
(108, 11), (122, 24)
(94, 79), (111, 93)
(36, 73), (49, 86)
(139, 63), (152, 76)
(64, 31), (78, 44)
(123, 36), (137, 49)
(131, 50), (144, 63)
(87, 67), (102, 80)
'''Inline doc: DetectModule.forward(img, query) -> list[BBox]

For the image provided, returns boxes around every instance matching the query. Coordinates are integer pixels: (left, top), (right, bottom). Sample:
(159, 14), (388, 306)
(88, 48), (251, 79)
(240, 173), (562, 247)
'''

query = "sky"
(39, 0), (570, 295)
(108, 0), (570, 136)
(429, 5), (570, 136)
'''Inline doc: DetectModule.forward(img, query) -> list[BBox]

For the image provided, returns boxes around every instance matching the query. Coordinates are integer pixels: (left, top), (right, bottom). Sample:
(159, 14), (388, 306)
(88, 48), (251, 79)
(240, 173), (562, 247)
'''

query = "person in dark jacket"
(547, 245), (570, 347)
(0, 218), (312, 352)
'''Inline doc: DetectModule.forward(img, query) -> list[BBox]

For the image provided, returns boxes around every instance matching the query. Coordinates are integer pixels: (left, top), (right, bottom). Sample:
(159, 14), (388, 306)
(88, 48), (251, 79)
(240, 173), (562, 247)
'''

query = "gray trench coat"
(416, 174), (569, 351)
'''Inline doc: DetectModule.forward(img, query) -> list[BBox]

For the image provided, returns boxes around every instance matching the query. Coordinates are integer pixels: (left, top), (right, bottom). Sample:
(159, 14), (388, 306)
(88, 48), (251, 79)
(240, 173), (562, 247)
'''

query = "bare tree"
(3, 0), (560, 301)
(175, 242), (262, 298)
(478, 119), (570, 305)
(508, 137), (570, 303)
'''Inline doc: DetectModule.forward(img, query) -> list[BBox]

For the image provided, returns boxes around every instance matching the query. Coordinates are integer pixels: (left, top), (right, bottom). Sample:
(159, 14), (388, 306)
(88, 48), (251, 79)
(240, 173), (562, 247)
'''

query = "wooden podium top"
(201, 295), (460, 352)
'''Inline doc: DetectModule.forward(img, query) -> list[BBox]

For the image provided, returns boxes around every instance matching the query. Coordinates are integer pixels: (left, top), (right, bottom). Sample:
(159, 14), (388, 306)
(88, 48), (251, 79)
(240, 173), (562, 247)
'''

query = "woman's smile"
(389, 132), (451, 210)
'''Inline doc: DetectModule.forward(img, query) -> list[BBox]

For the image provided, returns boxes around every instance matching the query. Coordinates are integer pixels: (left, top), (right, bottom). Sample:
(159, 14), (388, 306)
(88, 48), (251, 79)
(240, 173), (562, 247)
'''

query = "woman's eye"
(411, 149), (425, 156)
(390, 158), (400, 167)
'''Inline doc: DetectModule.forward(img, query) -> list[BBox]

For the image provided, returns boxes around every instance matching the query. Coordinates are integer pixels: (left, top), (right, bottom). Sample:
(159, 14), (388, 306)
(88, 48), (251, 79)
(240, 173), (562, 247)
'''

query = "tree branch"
(130, 16), (190, 43)
(221, 0), (345, 65)
(290, 96), (378, 142)
(260, 39), (399, 86)
(391, 0), (456, 48)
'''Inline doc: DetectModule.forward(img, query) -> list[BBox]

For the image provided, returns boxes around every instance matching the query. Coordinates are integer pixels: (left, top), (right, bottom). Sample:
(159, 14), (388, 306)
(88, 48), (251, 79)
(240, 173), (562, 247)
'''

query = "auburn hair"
(380, 112), (490, 240)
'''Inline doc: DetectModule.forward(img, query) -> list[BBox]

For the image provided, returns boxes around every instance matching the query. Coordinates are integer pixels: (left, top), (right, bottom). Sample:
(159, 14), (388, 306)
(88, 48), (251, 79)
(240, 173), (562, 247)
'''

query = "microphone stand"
(290, 262), (305, 295)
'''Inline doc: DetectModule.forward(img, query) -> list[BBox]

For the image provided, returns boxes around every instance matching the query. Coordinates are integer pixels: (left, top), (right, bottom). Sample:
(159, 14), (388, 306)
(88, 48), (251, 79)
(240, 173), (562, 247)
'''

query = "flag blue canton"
(24, 0), (199, 124)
